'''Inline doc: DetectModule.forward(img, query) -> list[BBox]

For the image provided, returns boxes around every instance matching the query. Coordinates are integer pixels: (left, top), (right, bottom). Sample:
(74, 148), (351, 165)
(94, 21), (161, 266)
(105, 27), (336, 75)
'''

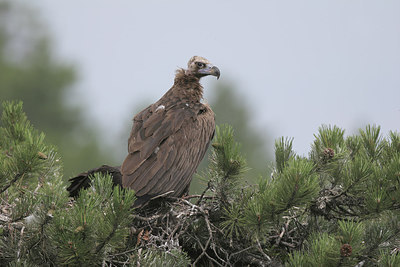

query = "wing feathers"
(121, 152), (145, 177)
(136, 139), (178, 196)
(121, 102), (215, 202)
(132, 143), (172, 195)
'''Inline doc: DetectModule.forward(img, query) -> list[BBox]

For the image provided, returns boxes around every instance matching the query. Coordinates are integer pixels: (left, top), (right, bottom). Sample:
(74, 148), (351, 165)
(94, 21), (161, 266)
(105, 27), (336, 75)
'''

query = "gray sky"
(31, 0), (399, 156)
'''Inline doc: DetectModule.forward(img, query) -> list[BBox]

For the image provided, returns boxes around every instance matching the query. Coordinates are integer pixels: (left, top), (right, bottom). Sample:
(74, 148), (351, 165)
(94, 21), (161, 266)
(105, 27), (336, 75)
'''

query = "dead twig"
(256, 237), (271, 262)
(16, 226), (25, 262)
(131, 213), (163, 222)
(196, 181), (212, 205)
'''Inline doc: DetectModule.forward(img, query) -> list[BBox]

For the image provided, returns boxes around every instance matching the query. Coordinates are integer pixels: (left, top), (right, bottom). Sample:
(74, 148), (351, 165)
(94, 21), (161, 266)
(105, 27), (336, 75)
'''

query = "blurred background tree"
(211, 82), (273, 177)
(0, 0), (273, 187)
(191, 82), (273, 193)
(0, 1), (116, 177)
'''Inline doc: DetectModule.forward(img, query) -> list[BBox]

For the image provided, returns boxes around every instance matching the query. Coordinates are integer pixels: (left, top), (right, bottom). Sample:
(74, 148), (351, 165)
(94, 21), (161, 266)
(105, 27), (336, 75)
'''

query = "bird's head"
(186, 56), (220, 80)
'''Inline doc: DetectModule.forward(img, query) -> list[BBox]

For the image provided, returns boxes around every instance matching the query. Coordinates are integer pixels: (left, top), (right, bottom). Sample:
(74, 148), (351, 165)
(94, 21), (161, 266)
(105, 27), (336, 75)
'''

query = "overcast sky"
(28, 0), (400, 156)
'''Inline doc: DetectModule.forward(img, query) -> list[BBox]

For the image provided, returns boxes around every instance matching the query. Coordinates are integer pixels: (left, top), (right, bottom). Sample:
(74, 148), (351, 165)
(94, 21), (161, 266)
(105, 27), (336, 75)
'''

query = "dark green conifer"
(1, 101), (399, 266)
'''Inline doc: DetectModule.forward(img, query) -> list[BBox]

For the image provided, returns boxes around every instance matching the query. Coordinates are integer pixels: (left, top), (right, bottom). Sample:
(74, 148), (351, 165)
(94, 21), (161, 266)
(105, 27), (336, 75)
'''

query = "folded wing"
(121, 102), (215, 202)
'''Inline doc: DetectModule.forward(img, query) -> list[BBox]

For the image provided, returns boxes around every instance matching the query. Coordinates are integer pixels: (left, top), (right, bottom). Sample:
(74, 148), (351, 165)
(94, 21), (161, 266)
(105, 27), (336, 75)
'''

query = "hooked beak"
(198, 64), (221, 80)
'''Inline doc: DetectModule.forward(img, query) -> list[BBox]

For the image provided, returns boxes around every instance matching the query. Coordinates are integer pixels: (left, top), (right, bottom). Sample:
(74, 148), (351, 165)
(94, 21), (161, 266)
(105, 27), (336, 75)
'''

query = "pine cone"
(340, 243), (352, 257)
(322, 147), (335, 161)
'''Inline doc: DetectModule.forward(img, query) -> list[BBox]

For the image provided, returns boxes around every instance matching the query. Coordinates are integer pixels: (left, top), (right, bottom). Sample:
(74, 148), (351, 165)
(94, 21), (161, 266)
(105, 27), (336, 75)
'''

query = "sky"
(26, 0), (400, 156)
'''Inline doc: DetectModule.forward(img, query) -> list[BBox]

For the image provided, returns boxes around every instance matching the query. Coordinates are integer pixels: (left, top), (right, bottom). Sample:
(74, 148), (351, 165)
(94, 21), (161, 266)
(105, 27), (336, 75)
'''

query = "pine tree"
(1, 101), (400, 266)
(0, 101), (139, 266)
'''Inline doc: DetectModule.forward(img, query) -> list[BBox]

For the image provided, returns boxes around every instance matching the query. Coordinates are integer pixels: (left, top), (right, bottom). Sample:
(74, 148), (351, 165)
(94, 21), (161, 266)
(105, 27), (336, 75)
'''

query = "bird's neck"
(164, 69), (203, 103)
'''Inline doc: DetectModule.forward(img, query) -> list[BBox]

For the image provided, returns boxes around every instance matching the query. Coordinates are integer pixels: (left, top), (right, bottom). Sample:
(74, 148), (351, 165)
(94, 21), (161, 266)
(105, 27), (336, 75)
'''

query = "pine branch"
(2, 101), (400, 266)
(0, 172), (24, 194)
(95, 221), (118, 254)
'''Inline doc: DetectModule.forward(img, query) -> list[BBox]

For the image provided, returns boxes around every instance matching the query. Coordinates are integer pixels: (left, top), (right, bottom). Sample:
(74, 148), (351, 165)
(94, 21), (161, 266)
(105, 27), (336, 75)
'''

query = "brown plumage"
(67, 56), (220, 207)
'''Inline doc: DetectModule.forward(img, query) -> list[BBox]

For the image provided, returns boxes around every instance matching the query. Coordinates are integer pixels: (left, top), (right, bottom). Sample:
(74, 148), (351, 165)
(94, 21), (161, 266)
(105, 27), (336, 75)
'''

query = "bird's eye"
(196, 62), (205, 68)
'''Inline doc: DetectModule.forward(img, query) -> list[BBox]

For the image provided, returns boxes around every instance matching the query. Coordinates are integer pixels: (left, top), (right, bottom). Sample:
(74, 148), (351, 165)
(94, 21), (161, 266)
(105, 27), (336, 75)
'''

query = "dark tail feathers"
(67, 165), (122, 197)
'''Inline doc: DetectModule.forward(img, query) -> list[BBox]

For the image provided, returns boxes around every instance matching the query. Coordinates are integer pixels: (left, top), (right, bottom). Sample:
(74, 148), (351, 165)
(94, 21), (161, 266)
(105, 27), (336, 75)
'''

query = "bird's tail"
(67, 165), (122, 197)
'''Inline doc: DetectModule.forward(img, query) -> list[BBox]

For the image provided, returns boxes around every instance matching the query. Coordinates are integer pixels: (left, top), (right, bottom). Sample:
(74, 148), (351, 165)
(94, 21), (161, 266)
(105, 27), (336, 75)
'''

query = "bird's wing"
(121, 103), (215, 199)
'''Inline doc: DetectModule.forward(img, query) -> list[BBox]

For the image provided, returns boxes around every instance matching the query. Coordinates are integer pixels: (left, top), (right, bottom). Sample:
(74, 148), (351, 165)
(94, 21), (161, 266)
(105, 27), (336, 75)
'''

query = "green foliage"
(235, 157), (319, 238)
(196, 82), (272, 184)
(287, 223), (364, 267)
(275, 137), (295, 173)
(310, 125), (348, 186)
(208, 124), (248, 204)
(337, 220), (364, 251)
(135, 248), (191, 267)
(0, 101), (64, 210)
(286, 125), (400, 266)
(363, 211), (400, 257)
(0, 102), (136, 266)
(314, 124), (345, 149)
(200, 123), (399, 266)
(220, 202), (247, 238)
(273, 158), (319, 212)
(1, 102), (400, 266)
(49, 173), (135, 266)
(0, 101), (67, 264)
(341, 155), (372, 194)
(206, 128), (319, 243)
(214, 123), (400, 265)
(309, 233), (341, 267)
(212, 125), (247, 178)
(379, 252), (400, 267)
(360, 125), (384, 161)
(286, 251), (308, 267)
(287, 233), (342, 267)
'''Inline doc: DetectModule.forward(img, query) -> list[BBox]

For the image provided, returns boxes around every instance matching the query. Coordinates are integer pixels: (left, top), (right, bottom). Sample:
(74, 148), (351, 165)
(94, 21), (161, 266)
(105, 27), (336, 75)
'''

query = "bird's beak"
(198, 64), (221, 80)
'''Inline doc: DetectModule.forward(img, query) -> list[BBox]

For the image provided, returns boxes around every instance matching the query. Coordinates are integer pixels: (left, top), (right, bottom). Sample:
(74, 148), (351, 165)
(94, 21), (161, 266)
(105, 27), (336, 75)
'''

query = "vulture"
(67, 56), (220, 207)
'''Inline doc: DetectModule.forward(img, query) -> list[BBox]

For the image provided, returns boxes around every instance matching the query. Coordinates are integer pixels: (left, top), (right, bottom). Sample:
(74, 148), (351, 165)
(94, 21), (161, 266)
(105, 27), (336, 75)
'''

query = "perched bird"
(67, 56), (220, 207)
